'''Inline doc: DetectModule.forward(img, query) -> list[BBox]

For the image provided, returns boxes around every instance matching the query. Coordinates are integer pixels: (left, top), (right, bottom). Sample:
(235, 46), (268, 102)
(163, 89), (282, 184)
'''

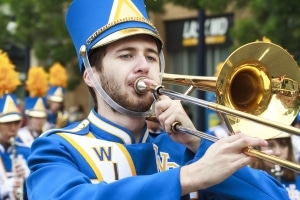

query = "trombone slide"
(173, 124), (300, 173)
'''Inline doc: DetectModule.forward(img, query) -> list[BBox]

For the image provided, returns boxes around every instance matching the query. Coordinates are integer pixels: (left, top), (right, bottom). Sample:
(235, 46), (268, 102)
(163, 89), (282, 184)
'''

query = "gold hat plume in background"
(0, 49), (22, 122)
(25, 67), (48, 118)
(0, 50), (21, 96)
(256, 36), (272, 43)
(26, 67), (49, 97)
(49, 62), (68, 88)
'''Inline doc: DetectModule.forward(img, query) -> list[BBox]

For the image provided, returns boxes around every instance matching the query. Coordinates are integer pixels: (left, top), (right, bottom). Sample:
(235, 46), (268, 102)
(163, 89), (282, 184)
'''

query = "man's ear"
(83, 67), (97, 87)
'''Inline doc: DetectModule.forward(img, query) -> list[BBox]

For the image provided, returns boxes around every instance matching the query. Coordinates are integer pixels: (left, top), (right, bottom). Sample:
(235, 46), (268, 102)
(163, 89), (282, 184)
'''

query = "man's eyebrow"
(146, 47), (159, 55)
(116, 46), (134, 52)
(115, 46), (158, 55)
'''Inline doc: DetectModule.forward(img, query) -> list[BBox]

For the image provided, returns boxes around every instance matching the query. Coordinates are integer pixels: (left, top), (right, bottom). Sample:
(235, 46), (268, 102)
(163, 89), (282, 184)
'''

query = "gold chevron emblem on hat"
(109, 0), (143, 22)
(2, 95), (20, 114)
(33, 97), (47, 111)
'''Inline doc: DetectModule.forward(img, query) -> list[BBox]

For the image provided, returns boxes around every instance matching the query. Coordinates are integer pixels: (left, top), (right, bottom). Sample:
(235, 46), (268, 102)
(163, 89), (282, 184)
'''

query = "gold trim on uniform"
(57, 133), (136, 183)
(58, 133), (104, 181)
(86, 17), (160, 45)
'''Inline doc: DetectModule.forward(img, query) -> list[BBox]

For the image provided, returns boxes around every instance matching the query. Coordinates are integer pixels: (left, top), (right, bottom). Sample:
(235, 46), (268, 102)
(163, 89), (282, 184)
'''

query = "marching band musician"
(251, 132), (300, 200)
(0, 50), (30, 200)
(18, 67), (49, 147)
(291, 113), (300, 164)
(46, 62), (69, 129)
(26, 0), (289, 199)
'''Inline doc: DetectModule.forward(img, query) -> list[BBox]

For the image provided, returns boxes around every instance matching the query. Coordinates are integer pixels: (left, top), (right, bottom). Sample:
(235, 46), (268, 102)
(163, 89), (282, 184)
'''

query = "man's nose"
(135, 55), (150, 73)
(9, 121), (21, 130)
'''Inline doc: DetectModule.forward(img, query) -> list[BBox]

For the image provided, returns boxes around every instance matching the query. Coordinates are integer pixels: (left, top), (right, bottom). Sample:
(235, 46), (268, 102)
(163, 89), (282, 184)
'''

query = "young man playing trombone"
(26, 0), (289, 199)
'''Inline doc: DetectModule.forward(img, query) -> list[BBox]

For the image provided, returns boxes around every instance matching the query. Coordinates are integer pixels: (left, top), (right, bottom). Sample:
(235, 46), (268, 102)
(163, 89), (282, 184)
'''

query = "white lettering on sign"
(183, 20), (199, 39)
(205, 17), (228, 36)
(182, 17), (229, 38)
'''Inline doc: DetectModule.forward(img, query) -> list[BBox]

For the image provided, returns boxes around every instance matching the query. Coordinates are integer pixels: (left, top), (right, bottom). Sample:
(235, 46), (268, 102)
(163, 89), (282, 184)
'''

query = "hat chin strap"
(80, 45), (165, 117)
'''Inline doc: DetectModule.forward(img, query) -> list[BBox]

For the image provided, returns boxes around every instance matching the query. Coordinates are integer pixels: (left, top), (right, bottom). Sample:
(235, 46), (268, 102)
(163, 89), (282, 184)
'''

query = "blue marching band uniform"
(282, 178), (300, 199)
(0, 138), (30, 200)
(27, 109), (288, 199)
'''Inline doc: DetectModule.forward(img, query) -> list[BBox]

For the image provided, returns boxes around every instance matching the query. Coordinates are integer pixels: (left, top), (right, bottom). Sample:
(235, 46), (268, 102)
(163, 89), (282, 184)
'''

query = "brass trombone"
(135, 41), (300, 172)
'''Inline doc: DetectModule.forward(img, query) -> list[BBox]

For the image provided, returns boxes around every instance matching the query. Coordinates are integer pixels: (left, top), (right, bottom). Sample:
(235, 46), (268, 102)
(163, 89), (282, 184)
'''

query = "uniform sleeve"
(26, 136), (183, 200)
(195, 139), (289, 200)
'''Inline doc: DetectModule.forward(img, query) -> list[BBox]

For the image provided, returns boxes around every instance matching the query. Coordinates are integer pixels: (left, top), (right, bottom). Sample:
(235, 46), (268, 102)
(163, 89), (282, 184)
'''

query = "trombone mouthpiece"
(134, 77), (148, 94)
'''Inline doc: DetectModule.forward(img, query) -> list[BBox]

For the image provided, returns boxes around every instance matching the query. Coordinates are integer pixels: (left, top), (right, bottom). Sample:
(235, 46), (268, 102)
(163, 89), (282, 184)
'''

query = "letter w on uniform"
(92, 146), (119, 180)
(94, 146), (112, 161)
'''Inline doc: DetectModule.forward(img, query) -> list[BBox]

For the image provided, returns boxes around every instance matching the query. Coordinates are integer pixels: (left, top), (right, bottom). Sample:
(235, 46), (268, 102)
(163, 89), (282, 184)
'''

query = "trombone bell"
(161, 41), (300, 139)
(217, 42), (300, 139)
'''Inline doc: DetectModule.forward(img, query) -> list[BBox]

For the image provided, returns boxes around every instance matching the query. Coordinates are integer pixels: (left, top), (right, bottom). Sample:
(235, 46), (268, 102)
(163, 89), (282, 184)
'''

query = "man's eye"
(146, 56), (157, 62)
(120, 54), (132, 59)
(268, 144), (275, 148)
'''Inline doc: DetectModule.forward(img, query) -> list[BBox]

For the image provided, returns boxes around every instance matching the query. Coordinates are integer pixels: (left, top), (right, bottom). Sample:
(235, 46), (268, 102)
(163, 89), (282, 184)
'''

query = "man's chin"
(126, 102), (153, 112)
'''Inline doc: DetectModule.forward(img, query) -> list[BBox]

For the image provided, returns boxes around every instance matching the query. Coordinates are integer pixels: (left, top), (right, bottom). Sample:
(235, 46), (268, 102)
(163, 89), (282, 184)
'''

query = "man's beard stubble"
(100, 73), (154, 113)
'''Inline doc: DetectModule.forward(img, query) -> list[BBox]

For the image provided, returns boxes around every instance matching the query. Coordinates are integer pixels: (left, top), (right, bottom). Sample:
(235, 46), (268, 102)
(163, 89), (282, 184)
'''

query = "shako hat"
(25, 67), (48, 118)
(0, 50), (22, 123)
(47, 62), (68, 103)
(65, 0), (163, 72)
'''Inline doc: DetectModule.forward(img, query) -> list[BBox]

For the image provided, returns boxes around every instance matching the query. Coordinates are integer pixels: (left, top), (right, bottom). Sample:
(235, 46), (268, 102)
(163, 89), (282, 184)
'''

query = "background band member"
(0, 50), (30, 200)
(46, 62), (69, 129)
(18, 67), (49, 147)
(251, 132), (300, 199)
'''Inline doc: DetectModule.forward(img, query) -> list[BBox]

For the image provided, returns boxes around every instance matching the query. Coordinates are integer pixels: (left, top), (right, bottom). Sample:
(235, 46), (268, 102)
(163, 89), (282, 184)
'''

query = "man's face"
(99, 34), (161, 112)
(0, 121), (21, 145)
(48, 101), (62, 113)
(28, 117), (47, 133)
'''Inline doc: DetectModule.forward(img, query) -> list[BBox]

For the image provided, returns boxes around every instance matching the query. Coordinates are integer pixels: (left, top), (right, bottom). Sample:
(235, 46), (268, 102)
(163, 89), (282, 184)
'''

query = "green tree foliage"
(168, 0), (232, 13)
(231, 0), (300, 64)
(0, 0), (79, 89)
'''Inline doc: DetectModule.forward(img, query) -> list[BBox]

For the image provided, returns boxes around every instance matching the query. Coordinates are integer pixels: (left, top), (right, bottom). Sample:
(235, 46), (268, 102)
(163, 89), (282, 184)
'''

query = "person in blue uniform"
(18, 67), (49, 147)
(26, 0), (289, 199)
(251, 132), (300, 200)
(46, 62), (69, 129)
(291, 113), (300, 164)
(0, 50), (30, 200)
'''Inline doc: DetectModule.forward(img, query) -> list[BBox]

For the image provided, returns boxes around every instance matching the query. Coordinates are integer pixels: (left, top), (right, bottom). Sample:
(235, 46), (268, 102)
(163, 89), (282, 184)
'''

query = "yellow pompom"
(0, 50), (21, 96)
(49, 62), (67, 88)
(262, 36), (271, 43)
(256, 36), (272, 43)
(26, 67), (49, 97)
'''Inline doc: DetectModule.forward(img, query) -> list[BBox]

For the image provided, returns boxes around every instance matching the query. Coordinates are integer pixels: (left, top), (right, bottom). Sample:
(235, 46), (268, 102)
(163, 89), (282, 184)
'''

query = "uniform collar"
(87, 109), (149, 145)
(0, 144), (11, 153)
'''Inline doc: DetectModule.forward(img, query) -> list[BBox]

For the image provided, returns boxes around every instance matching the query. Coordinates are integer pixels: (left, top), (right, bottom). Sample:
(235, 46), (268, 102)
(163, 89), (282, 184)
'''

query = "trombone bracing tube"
(157, 86), (300, 137)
